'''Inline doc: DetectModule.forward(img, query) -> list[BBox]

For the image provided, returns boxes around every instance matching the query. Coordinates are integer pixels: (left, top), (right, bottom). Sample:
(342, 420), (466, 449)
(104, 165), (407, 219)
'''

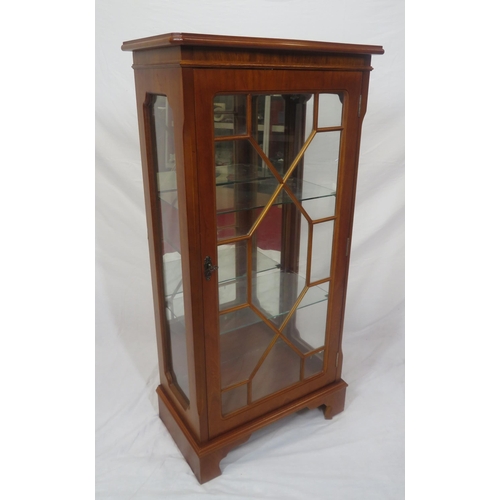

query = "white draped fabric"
(96, 1), (404, 498)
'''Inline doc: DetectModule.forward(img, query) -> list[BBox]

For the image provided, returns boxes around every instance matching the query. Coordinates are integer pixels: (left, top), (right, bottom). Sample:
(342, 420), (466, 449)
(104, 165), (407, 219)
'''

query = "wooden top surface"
(121, 32), (384, 55)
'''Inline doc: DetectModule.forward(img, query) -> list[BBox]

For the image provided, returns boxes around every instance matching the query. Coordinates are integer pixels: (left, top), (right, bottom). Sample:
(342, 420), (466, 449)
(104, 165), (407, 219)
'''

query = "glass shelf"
(219, 270), (329, 335)
(215, 164), (271, 187)
(165, 248), (281, 317)
(214, 123), (285, 133)
(214, 122), (236, 131)
(218, 246), (280, 311)
(217, 246), (279, 283)
(216, 177), (336, 216)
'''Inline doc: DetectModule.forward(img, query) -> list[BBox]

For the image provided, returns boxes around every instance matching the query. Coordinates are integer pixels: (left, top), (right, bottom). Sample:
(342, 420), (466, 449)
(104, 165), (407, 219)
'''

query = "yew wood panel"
(181, 46), (373, 71)
(331, 69), (375, 379)
(192, 67), (366, 438)
(122, 32), (383, 56)
(132, 66), (208, 442)
(129, 44), (373, 72)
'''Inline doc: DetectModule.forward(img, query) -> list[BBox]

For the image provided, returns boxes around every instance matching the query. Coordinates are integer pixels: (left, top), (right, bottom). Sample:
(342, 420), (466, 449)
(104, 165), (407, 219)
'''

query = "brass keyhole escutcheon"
(204, 256), (218, 281)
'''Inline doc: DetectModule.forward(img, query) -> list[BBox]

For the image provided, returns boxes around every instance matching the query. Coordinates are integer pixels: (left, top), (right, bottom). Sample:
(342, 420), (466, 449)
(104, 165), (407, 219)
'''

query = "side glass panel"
(150, 94), (190, 404)
(214, 93), (343, 416)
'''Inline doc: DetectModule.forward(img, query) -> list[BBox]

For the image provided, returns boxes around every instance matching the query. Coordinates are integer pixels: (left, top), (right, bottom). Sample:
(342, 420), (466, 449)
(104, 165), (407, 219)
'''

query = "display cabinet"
(121, 33), (383, 483)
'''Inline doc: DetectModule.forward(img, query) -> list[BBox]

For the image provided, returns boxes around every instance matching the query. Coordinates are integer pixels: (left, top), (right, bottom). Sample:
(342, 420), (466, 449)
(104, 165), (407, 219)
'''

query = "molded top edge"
(121, 32), (384, 55)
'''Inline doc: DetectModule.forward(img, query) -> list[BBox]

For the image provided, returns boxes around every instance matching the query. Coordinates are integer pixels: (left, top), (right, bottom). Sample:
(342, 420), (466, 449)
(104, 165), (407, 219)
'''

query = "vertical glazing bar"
(262, 95), (272, 157)
(306, 221), (314, 286)
(313, 93), (319, 130)
(246, 94), (252, 135)
(246, 237), (253, 304)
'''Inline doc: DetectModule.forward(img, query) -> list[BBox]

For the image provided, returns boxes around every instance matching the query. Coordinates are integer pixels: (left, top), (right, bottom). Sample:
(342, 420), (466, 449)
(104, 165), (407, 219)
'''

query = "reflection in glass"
(311, 220), (335, 283)
(218, 241), (248, 311)
(252, 338), (301, 402)
(301, 196), (336, 222)
(218, 242), (281, 311)
(222, 384), (248, 415)
(151, 94), (190, 403)
(219, 308), (275, 387)
(214, 95), (247, 137)
(304, 351), (325, 379)
(252, 203), (306, 326)
(303, 130), (341, 197)
(318, 93), (343, 128)
(281, 283), (329, 354)
(252, 93), (313, 177)
(215, 138), (278, 241)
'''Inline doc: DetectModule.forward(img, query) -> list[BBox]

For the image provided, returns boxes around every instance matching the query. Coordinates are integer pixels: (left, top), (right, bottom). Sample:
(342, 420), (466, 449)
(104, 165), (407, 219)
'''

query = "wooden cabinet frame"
(122, 33), (383, 484)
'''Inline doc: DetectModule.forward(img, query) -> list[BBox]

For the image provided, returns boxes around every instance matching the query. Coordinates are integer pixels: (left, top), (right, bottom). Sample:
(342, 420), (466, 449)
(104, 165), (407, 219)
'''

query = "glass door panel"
(251, 94), (314, 177)
(318, 93), (343, 128)
(251, 338), (301, 402)
(304, 351), (325, 379)
(310, 220), (335, 283)
(300, 130), (341, 214)
(214, 92), (344, 415)
(213, 94), (247, 137)
(281, 283), (330, 355)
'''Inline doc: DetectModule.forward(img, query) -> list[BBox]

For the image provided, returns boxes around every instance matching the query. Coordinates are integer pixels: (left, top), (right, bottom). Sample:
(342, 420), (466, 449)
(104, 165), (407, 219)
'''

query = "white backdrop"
(96, 1), (404, 498)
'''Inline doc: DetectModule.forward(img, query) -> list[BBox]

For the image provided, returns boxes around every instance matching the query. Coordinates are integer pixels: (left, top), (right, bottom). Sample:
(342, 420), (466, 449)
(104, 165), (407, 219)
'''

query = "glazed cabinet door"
(194, 68), (363, 438)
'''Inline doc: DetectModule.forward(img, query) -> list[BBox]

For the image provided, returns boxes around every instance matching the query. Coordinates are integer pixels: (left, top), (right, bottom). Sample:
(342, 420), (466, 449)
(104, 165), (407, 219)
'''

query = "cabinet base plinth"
(157, 380), (347, 484)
